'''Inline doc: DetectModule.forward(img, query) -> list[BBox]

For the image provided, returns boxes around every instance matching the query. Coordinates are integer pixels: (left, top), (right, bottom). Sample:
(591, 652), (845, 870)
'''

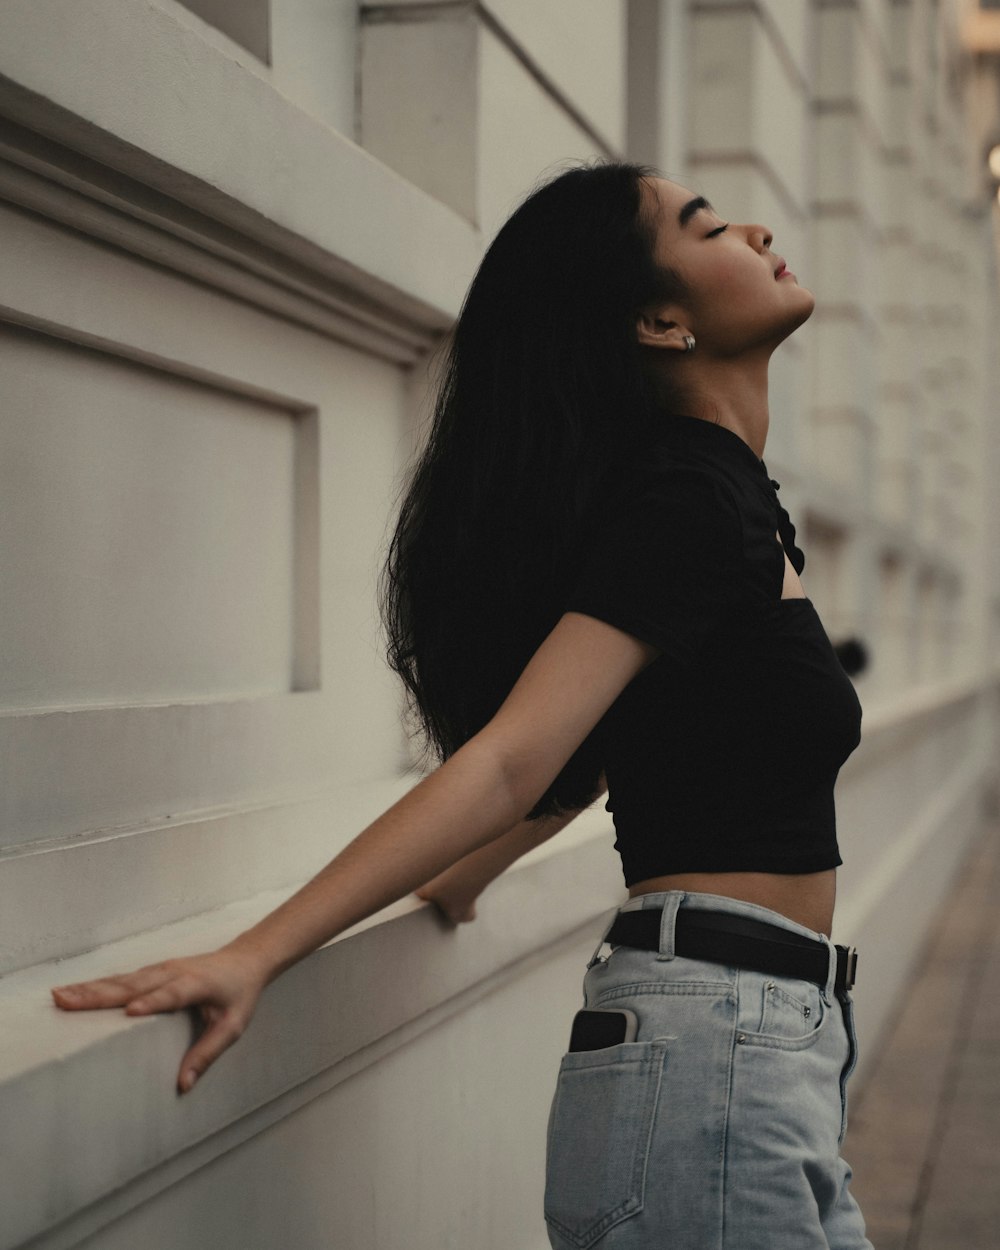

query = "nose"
(747, 224), (773, 252)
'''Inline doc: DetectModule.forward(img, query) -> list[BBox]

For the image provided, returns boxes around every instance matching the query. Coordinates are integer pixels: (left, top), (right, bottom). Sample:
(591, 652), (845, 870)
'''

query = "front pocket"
(544, 1040), (667, 1249)
(737, 972), (831, 1051)
(757, 978), (824, 1042)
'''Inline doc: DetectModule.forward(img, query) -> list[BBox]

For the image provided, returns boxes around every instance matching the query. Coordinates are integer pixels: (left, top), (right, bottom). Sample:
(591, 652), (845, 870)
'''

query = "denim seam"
(635, 1043), (667, 1244)
(595, 983), (732, 1003)
(719, 979), (739, 1250)
(732, 1027), (828, 1052)
(731, 996), (831, 1052)
(765, 982), (816, 1013)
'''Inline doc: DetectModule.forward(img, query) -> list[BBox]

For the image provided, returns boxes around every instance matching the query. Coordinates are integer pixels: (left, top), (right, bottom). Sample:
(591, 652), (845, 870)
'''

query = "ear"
(636, 309), (693, 352)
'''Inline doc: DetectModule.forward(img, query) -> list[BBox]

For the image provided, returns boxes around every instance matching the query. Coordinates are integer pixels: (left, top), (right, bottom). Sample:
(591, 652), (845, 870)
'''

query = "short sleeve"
(565, 468), (744, 659)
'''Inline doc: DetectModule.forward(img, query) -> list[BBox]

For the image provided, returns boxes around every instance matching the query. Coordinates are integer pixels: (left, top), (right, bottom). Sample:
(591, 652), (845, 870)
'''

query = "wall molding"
(0, 124), (439, 365)
(690, 0), (811, 96)
(815, 0), (897, 79)
(361, 1), (620, 157)
(0, 0), (482, 337)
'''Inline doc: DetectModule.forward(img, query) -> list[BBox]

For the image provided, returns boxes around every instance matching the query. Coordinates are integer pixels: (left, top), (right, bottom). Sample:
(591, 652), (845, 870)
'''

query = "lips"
(774, 260), (787, 278)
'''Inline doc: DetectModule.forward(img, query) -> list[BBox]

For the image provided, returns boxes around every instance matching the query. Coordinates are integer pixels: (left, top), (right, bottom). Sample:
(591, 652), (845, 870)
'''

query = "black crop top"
(567, 414), (863, 885)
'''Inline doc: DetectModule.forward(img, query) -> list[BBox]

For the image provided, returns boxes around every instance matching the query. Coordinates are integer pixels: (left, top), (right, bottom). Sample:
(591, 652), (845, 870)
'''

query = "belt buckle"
(837, 945), (858, 992)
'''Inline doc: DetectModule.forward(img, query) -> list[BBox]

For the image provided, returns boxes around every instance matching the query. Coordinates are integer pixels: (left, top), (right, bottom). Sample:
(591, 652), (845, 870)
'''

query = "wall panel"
(0, 182), (413, 971)
(0, 325), (310, 710)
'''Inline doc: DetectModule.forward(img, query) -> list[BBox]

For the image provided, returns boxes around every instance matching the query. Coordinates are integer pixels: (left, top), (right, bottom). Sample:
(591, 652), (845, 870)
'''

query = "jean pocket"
(738, 973), (829, 1051)
(757, 977), (825, 1041)
(544, 1039), (667, 1249)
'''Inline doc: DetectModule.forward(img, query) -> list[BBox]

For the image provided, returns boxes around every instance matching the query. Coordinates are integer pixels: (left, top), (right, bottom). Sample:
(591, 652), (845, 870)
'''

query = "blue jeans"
(544, 891), (873, 1249)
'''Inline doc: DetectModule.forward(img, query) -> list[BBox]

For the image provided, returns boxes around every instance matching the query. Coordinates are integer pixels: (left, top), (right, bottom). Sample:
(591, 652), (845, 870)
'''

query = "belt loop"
(822, 936), (837, 1003)
(656, 892), (685, 961)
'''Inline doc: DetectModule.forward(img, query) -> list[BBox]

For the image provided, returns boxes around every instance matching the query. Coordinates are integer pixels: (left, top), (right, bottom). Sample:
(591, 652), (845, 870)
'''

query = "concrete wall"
(1, 2), (998, 1247)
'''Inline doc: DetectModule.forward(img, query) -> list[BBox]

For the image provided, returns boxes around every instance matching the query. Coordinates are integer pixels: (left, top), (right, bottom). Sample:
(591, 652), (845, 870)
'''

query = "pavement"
(842, 816), (1000, 1249)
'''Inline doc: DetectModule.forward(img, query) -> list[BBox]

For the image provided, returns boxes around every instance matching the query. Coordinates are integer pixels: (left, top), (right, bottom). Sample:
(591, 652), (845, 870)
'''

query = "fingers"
(417, 892), (457, 926)
(177, 1011), (247, 1094)
(51, 964), (196, 1014)
(441, 901), (476, 924)
(124, 973), (204, 1016)
(52, 973), (154, 1011)
(52, 951), (263, 1096)
(416, 888), (477, 926)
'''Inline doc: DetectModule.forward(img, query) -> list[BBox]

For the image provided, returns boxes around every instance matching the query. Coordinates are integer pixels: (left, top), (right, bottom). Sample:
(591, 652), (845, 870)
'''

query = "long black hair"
(380, 160), (689, 817)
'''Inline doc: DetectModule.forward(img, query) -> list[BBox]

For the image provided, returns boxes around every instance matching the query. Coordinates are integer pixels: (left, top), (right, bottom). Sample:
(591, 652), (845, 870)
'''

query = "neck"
(654, 351), (772, 460)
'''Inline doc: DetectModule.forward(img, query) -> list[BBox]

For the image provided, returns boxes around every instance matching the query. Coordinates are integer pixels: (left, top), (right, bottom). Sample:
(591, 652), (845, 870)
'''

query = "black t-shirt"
(567, 414), (863, 885)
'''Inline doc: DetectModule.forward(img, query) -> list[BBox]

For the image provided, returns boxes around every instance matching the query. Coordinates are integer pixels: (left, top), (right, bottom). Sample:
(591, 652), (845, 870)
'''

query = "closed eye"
(706, 224), (729, 237)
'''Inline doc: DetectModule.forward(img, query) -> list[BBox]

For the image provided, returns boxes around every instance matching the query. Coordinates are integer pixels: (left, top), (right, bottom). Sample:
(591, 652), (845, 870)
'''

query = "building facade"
(1, 1), (998, 1246)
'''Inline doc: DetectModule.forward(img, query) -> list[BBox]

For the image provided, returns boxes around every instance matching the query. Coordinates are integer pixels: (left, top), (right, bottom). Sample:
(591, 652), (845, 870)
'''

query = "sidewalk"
(842, 816), (1000, 1249)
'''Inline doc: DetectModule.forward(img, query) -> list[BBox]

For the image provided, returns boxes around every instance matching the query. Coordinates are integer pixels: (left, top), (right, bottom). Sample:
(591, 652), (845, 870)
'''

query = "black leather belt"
(604, 907), (858, 996)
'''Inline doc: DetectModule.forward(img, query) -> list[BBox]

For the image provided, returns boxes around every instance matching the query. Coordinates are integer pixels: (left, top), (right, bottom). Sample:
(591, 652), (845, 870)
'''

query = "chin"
(785, 287), (816, 332)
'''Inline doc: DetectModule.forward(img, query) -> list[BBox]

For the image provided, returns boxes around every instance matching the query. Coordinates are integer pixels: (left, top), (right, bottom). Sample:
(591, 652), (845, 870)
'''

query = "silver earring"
(683, 335), (696, 353)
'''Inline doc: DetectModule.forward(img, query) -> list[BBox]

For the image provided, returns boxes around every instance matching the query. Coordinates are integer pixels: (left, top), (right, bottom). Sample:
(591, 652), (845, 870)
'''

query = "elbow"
(475, 729), (574, 826)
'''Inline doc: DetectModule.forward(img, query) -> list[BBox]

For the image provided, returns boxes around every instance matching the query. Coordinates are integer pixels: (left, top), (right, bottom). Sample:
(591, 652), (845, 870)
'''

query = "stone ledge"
(5, 680), (997, 1248)
(0, 809), (622, 1250)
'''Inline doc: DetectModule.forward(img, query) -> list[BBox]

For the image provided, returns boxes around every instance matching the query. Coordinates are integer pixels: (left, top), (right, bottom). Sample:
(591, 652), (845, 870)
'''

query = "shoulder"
(571, 449), (747, 602)
(566, 449), (747, 655)
(598, 447), (744, 542)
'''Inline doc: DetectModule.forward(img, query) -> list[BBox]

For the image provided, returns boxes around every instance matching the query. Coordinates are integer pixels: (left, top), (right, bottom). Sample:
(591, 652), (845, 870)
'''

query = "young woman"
(51, 161), (870, 1248)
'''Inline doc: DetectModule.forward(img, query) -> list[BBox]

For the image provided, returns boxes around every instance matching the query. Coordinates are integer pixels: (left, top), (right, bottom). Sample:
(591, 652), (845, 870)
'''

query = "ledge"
(847, 669), (997, 745)
(0, 0), (482, 341)
(0, 808), (622, 1250)
(5, 677), (997, 1246)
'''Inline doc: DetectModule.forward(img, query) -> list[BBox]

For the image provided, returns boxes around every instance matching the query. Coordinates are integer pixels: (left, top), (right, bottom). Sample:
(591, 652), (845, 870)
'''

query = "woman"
(51, 162), (870, 1248)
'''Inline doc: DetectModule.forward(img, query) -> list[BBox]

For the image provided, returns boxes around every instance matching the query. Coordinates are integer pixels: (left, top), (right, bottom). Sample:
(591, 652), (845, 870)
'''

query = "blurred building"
(1, 2), (998, 1247)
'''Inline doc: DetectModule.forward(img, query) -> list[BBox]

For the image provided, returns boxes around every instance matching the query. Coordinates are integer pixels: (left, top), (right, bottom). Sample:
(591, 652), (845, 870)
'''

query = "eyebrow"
(678, 196), (714, 228)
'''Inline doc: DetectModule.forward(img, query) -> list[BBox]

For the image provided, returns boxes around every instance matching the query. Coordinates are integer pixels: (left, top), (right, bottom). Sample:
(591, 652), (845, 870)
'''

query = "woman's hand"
(51, 942), (270, 1095)
(416, 874), (479, 925)
(413, 792), (607, 927)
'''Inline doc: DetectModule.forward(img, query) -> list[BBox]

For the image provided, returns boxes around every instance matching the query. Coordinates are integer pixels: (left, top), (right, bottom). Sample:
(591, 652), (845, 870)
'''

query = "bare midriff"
(628, 869), (836, 938)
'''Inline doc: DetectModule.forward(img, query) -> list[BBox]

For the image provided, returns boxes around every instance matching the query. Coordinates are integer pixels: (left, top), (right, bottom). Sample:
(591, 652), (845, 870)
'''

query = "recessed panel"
(0, 325), (313, 709)
(178, 0), (270, 62)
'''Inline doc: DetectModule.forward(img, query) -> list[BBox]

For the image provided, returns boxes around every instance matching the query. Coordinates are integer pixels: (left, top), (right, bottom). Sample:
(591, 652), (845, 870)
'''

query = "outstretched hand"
(51, 944), (270, 1094)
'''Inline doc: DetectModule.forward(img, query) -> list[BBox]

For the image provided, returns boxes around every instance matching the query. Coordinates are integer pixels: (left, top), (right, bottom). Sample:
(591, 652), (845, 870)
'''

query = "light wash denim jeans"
(544, 891), (873, 1250)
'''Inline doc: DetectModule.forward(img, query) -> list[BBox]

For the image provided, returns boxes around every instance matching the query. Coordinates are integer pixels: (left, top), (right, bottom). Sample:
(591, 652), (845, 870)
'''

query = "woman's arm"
(416, 776), (607, 923)
(52, 615), (652, 1092)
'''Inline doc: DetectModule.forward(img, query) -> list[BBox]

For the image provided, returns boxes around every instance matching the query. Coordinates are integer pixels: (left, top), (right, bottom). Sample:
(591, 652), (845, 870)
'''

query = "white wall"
(1, 2), (998, 1248)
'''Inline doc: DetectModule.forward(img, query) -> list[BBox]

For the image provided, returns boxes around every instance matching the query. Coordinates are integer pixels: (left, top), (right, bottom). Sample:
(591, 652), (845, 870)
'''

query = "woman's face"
(641, 177), (815, 355)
